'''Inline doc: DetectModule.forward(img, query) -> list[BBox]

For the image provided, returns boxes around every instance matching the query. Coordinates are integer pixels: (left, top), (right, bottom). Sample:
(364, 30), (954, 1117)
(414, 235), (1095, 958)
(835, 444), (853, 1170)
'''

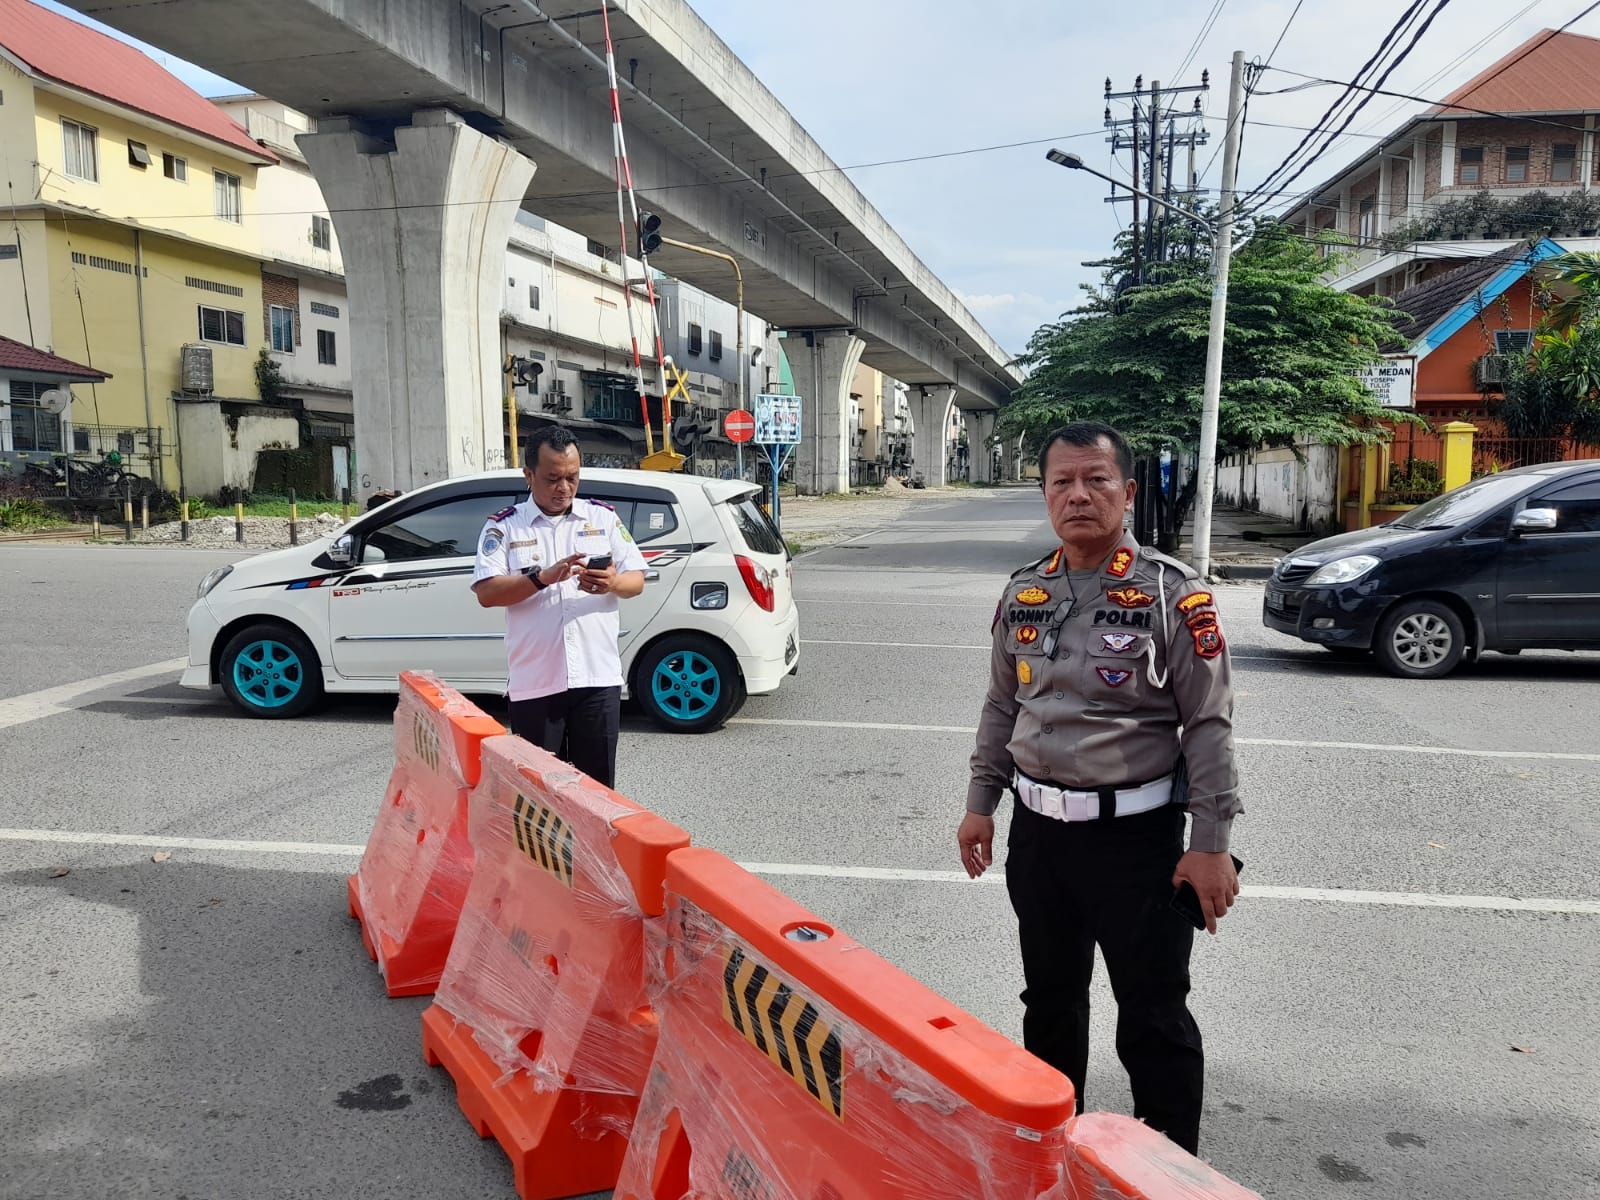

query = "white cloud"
(957, 292), (1018, 312)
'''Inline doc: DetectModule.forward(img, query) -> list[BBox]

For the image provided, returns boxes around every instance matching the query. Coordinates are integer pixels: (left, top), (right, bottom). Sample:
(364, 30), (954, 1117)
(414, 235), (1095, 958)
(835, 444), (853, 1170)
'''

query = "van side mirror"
(328, 533), (355, 565)
(1511, 507), (1558, 535)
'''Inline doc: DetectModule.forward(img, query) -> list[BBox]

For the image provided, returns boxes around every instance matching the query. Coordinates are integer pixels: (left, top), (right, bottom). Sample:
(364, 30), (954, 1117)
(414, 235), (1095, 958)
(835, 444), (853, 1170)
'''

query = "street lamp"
(1045, 149), (1214, 232)
(1043, 51), (1243, 580)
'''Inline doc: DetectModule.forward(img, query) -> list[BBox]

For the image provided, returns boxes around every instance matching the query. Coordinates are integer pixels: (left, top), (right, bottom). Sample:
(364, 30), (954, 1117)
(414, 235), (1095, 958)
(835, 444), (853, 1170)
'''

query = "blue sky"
(39, 0), (1600, 358)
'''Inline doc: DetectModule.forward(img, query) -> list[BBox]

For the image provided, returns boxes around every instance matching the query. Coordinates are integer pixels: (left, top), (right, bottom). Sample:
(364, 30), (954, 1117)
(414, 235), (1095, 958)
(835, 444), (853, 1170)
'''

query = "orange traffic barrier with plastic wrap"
(421, 735), (690, 1200)
(347, 671), (503, 997)
(614, 846), (1080, 1200)
(1066, 1113), (1263, 1199)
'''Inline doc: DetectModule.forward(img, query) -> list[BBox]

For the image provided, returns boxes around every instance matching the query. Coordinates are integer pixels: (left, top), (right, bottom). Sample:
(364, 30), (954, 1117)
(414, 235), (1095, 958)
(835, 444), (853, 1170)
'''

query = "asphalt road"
(2, 489), (1597, 1200)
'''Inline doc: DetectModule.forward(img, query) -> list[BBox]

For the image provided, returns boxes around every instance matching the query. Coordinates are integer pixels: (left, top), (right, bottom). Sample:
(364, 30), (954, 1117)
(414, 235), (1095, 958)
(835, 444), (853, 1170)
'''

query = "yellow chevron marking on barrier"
(412, 713), (442, 773)
(512, 793), (573, 887)
(721, 946), (843, 1118)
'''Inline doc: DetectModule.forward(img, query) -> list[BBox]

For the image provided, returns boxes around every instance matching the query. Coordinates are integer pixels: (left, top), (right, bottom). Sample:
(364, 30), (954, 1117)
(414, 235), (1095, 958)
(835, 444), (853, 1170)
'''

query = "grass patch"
(0, 498), (68, 531)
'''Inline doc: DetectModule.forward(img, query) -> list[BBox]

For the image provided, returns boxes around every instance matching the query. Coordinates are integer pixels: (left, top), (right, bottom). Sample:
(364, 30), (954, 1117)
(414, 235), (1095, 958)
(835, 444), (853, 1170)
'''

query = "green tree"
(1493, 251), (1600, 448)
(1001, 220), (1405, 458)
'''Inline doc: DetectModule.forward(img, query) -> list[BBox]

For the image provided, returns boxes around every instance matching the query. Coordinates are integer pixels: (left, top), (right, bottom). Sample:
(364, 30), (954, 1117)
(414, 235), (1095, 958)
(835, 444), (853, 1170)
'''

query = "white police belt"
(1015, 772), (1173, 822)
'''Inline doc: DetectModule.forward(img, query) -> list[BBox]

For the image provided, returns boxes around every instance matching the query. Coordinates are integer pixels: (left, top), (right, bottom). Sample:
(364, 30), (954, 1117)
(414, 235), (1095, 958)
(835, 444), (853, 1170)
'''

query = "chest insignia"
(1015, 625), (1040, 645)
(1106, 587), (1155, 609)
(1100, 633), (1138, 653)
(1017, 660), (1033, 685)
(1096, 666), (1134, 687)
(1015, 586), (1050, 605)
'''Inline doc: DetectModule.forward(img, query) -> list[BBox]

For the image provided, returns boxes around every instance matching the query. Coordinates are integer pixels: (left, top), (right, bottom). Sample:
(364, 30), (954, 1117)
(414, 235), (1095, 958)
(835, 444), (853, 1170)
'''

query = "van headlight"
(1305, 555), (1379, 586)
(197, 565), (233, 598)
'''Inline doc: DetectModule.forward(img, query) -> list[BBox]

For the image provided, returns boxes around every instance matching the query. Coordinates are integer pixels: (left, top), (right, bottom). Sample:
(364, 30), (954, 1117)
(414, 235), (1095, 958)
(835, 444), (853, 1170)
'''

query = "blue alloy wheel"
(636, 635), (745, 733)
(651, 649), (722, 720)
(232, 638), (304, 709)
(219, 623), (324, 719)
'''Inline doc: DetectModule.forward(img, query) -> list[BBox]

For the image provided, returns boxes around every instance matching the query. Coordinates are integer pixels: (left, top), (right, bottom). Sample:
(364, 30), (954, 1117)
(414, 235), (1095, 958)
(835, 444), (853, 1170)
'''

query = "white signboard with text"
(1359, 355), (1417, 410)
(754, 394), (803, 444)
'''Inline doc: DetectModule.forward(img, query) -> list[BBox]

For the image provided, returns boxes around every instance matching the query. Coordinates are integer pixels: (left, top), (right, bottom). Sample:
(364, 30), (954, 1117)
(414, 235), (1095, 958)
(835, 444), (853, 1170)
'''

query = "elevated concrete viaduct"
(64, 0), (1021, 493)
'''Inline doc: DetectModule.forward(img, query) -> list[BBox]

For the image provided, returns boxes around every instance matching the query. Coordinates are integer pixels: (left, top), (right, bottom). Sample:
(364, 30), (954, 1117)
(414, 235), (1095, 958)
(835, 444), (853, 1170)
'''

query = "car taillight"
(735, 554), (776, 612)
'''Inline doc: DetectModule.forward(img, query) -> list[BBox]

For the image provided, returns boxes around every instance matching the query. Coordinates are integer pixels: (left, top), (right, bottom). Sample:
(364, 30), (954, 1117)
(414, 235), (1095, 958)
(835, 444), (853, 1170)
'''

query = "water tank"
(180, 343), (214, 393)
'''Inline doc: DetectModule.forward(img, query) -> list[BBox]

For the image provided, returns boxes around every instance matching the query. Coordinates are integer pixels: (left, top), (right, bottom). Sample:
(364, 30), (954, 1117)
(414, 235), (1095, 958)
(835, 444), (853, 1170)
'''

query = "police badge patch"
(481, 527), (504, 556)
(1095, 666), (1134, 686)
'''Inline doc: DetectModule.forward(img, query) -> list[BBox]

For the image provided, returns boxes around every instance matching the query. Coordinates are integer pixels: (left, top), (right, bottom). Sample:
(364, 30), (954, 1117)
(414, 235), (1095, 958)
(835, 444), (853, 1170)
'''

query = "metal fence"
(1379, 431), (1444, 504)
(1472, 435), (1600, 474)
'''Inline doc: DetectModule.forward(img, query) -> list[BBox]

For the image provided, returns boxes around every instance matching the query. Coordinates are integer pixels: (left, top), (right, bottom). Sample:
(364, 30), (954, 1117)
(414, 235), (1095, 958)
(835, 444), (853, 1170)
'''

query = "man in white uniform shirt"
(472, 426), (647, 787)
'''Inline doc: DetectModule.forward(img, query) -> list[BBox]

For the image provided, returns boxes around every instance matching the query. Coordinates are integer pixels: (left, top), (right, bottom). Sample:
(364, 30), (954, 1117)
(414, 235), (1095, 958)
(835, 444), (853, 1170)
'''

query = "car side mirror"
(1511, 507), (1558, 535)
(327, 533), (355, 565)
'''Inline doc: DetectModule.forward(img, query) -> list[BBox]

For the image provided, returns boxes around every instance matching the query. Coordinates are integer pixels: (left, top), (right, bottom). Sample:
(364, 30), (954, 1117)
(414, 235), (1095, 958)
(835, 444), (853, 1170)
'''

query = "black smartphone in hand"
(586, 554), (613, 570)
(1171, 854), (1244, 930)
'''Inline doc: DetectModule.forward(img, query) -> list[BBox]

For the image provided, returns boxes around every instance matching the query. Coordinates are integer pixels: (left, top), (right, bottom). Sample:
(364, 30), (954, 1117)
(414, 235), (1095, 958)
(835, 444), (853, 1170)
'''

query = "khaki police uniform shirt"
(967, 535), (1242, 853)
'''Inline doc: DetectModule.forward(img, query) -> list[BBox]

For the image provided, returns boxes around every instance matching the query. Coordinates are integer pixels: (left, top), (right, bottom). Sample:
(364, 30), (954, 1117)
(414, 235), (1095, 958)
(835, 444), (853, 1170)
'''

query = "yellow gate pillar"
(1439, 421), (1478, 492)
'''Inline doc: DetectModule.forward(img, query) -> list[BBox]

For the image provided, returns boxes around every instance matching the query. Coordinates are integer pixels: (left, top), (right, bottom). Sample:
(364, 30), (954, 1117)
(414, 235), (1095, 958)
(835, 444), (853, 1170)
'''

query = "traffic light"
(636, 210), (662, 256)
(512, 357), (543, 392)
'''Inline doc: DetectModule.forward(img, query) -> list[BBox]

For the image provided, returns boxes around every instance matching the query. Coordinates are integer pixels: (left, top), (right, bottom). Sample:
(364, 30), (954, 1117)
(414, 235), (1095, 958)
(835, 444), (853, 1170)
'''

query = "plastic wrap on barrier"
(614, 847), (1077, 1200)
(348, 671), (502, 997)
(422, 734), (690, 1200)
(1065, 1113), (1264, 1200)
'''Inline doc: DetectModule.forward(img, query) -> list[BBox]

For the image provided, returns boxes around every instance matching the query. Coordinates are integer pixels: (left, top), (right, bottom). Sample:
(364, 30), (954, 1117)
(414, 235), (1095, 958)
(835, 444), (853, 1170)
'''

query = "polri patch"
(1016, 625), (1040, 645)
(1107, 548), (1134, 578)
(1106, 587), (1155, 609)
(1096, 666), (1134, 687)
(1177, 590), (1214, 614)
(1015, 586), (1051, 605)
(1193, 626), (1225, 658)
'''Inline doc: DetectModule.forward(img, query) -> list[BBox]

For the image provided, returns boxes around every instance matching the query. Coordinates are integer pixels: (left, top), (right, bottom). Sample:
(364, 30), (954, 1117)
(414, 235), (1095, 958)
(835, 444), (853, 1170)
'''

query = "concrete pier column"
(300, 109), (535, 496)
(968, 410), (997, 483)
(791, 331), (866, 495)
(909, 385), (957, 487)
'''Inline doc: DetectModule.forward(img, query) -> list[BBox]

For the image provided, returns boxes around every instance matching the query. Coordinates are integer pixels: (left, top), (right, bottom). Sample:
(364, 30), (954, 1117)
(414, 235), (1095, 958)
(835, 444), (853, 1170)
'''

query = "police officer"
(959, 421), (1241, 1154)
(472, 426), (647, 788)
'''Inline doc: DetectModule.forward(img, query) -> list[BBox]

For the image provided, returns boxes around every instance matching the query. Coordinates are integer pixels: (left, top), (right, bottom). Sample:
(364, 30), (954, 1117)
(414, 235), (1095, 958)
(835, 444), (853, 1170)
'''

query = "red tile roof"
(0, 334), (110, 380)
(0, 0), (275, 163)
(1431, 29), (1600, 116)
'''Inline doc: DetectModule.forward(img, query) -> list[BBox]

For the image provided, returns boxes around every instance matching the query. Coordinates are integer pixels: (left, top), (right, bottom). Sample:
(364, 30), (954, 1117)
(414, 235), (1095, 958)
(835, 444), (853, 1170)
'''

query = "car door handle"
(644, 569), (660, 581)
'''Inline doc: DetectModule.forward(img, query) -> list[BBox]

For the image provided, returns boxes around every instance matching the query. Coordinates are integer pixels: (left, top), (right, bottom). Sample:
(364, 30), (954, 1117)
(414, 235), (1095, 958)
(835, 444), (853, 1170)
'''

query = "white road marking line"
(731, 717), (982, 734)
(730, 717), (1598, 762)
(0, 828), (364, 855)
(4, 829), (1588, 914)
(0, 659), (187, 731)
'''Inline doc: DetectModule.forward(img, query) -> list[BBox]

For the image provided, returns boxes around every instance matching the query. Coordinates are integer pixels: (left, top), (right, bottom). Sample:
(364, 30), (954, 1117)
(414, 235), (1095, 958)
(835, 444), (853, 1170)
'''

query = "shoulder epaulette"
(489, 505), (516, 522)
(586, 498), (616, 513)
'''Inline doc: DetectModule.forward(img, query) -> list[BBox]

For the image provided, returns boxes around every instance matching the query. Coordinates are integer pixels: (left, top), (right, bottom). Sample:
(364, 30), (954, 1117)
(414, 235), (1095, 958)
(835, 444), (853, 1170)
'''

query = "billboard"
(754, 394), (803, 444)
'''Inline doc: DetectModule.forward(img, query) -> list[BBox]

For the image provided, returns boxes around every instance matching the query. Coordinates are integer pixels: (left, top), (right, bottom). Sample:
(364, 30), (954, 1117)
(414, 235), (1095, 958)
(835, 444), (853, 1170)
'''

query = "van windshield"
(1390, 474), (1532, 530)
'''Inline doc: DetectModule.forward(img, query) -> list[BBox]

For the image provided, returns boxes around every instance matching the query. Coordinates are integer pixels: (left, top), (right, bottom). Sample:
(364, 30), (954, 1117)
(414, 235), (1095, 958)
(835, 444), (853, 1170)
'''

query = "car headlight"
(1305, 555), (1379, 586)
(197, 565), (233, 598)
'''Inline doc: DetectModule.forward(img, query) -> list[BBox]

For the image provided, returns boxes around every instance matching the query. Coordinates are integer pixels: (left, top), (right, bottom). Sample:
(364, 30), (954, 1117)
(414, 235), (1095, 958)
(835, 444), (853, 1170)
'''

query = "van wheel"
(1374, 601), (1465, 679)
(635, 636), (745, 733)
(219, 623), (324, 718)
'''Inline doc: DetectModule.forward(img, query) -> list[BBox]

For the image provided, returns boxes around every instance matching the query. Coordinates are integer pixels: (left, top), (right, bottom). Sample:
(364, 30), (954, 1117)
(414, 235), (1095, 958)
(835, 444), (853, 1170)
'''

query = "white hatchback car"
(182, 468), (800, 732)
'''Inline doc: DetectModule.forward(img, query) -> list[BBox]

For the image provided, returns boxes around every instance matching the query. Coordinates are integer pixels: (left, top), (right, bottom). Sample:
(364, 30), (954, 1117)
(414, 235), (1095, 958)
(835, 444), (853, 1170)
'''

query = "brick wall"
(1422, 130), (1442, 197)
(262, 272), (301, 347)
(1447, 118), (1585, 190)
(1388, 158), (1410, 229)
(1348, 170), (1380, 241)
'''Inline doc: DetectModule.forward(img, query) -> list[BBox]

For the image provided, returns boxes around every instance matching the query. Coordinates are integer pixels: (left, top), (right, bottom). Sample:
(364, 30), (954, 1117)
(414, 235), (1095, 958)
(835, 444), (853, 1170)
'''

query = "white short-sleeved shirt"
(471, 496), (648, 701)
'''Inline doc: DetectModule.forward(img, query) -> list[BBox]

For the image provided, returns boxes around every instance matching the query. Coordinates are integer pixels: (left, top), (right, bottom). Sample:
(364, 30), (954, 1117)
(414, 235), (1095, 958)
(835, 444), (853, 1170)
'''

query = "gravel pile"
(131, 513), (346, 549)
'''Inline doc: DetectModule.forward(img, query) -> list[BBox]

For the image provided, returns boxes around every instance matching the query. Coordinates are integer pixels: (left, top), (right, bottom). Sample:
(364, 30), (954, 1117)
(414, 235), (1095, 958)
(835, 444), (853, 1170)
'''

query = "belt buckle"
(1040, 789), (1063, 820)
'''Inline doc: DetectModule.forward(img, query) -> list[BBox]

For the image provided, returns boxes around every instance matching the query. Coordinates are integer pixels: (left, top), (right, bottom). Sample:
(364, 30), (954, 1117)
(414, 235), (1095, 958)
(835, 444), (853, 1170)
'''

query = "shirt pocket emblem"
(1099, 632), (1139, 653)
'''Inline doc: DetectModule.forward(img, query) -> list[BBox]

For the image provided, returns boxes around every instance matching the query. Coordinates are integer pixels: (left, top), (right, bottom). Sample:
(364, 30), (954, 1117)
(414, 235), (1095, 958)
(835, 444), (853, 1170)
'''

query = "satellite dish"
(39, 388), (72, 416)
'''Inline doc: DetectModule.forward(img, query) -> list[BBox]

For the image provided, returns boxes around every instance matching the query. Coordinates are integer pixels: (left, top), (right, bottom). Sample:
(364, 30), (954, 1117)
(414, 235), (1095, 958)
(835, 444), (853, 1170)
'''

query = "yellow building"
(0, 0), (276, 490)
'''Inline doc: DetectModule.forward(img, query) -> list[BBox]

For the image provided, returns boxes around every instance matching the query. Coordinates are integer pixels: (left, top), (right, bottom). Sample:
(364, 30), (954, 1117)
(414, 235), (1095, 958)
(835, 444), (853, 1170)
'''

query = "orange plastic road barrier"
(347, 671), (503, 997)
(421, 735), (690, 1200)
(614, 847), (1079, 1200)
(1066, 1113), (1264, 1199)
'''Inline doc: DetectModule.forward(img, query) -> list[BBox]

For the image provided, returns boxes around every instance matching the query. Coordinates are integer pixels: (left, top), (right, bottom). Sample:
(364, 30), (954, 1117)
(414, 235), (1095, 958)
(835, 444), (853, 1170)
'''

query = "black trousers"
(507, 686), (621, 788)
(1004, 797), (1204, 1153)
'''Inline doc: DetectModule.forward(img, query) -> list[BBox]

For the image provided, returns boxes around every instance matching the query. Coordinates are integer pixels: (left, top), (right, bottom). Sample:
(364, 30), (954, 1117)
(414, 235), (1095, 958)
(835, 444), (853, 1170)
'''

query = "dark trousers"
(1004, 797), (1204, 1153)
(507, 686), (621, 788)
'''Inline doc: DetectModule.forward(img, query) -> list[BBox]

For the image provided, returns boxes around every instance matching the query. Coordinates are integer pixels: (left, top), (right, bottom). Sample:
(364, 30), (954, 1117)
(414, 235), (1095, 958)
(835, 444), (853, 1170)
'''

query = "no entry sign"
(724, 409), (755, 444)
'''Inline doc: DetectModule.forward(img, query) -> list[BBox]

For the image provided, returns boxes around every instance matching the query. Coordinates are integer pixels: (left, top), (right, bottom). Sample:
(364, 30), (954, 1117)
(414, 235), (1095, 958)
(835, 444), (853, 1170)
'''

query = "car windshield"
(1389, 474), (1533, 530)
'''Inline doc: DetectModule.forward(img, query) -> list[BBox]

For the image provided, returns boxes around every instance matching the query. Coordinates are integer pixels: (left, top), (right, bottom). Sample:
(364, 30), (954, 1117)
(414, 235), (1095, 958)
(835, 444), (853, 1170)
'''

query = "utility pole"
(1191, 49), (1247, 581)
(1105, 74), (1209, 279)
